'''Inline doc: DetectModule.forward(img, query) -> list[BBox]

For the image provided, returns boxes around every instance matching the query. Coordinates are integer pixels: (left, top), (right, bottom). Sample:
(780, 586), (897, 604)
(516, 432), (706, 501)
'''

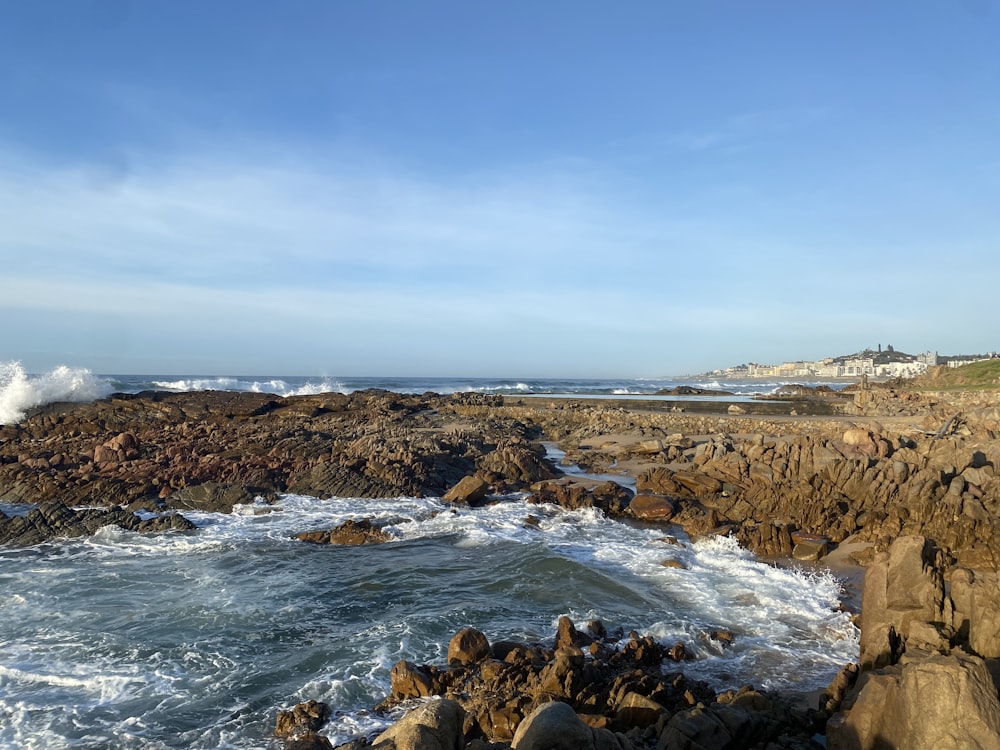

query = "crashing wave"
(0, 361), (114, 425)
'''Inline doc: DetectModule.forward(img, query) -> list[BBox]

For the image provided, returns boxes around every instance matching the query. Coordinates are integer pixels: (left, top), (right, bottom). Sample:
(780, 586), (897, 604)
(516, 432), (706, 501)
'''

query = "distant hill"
(832, 347), (915, 365)
(909, 359), (1000, 390)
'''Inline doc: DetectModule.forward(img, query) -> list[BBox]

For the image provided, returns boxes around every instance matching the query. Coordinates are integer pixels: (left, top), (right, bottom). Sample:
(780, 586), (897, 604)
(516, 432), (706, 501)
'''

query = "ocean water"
(0, 495), (858, 749)
(0, 361), (846, 426)
(0, 362), (859, 748)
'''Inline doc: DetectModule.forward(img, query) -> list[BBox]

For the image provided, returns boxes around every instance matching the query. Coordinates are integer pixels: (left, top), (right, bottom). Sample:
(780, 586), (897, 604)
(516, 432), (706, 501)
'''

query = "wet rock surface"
(0, 499), (194, 546)
(278, 620), (824, 750)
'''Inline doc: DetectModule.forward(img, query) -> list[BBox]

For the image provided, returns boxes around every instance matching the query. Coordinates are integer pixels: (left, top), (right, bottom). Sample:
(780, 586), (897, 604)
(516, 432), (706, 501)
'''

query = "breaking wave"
(0, 362), (114, 425)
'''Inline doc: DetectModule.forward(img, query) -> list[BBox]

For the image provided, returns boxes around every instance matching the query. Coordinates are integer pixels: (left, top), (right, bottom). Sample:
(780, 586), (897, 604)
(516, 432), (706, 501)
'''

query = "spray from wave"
(0, 362), (114, 425)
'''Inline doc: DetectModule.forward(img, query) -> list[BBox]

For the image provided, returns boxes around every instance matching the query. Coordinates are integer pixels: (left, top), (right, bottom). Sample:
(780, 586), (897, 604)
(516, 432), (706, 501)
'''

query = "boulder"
(511, 701), (630, 750)
(442, 475), (490, 505)
(791, 531), (829, 561)
(166, 482), (257, 513)
(274, 700), (332, 739)
(529, 480), (633, 516)
(389, 660), (437, 700)
(448, 627), (491, 667)
(373, 698), (466, 750)
(628, 494), (676, 521)
(951, 569), (1000, 659)
(296, 518), (391, 546)
(827, 651), (1000, 750)
(859, 536), (950, 669)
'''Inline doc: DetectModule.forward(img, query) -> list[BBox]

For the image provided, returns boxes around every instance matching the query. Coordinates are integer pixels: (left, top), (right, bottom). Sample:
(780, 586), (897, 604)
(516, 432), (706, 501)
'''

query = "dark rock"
(0, 500), (195, 547)
(165, 482), (258, 513)
(274, 700), (332, 739)
(296, 518), (391, 546)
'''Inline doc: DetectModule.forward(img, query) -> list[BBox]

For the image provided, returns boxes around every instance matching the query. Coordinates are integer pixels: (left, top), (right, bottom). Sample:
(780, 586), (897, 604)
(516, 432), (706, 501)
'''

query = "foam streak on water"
(0, 495), (858, 749)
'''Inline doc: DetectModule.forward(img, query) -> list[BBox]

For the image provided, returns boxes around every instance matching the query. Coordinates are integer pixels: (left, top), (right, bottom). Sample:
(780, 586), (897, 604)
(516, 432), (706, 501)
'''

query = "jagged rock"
(296, 518), (391, 546)
(442, 475), (489, 505)
(286, 462), (404, 500)
(274, 700), (332, 739)
(166, 482), (257, 513)
(951, 568), (1000, 658)
(0, 500), (195, 547)
(478, 443), (557, 488)
(389, 660), (439, 700)
(827, 651), (1000, 750)
(529, 480), (633, 516)
(791, 531), (829, 561)
(448, 627), (491, 667)
(372, 698), (466, 750)
(859, 536), (950, 670)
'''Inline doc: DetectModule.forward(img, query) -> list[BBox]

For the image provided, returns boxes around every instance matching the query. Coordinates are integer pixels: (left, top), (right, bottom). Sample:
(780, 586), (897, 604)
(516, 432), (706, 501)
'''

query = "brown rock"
(442, 475), (489, 505)
(628, 494), (676, 521)
(448, 627), (491, 667)
(827, 651), (1000, 750)
(274, 700), (331, 739)
(374, 698), (466, 750)
(296, 518), (391, 546)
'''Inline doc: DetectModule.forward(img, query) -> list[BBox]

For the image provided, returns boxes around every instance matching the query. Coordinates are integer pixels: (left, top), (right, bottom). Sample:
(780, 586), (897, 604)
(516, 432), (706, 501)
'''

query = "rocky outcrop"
(295, 518), (392, 546)
(527, 479), (633, 516)
(827, 651), (1000, 750)
(0, 500), (194, 547)
(372, 698), (466, 750)
(274, 700), (332, 748)
(0, 390), (552, 531)
(826, 536), (1000, 749)
(443, 475), (490, 505)
(512, 700), (630, 750)
(368, 624), (819, 749)
(625, 426), (1000, 566)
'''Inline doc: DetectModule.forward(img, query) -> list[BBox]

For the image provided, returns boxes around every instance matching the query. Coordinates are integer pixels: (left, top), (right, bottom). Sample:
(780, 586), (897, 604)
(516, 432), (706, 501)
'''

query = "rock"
(512, 701), (630, 750)
(791, 531), (829, 561)
(166, 482), (257, 513)
(528, 480), (633, 516)
(613, 692), (664, 728)
(448, 627), (491, 667)
(296, 518), (391, 546)
(0, 500), (195, 547)
(951, 568), (1000, 659)
(827, 651), (1000, 750)
(478, 443), (557, 488)
(274, 700), (332, 739)
(859, 536), (950, 670)
(389, 660), (437, 700)
(442, 475), (489, 505)
(373, 698), (466, 750)
(283, 734), (333, 750)
(627, 494), (676, 521)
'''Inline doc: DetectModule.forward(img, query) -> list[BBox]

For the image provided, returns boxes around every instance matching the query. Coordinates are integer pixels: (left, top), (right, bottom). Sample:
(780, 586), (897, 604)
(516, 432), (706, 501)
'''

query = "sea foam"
(0, 361), (114, 425)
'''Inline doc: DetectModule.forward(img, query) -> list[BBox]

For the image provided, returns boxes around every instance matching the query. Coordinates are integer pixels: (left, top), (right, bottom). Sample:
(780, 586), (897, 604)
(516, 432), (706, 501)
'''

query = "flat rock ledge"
(0, 500), (195, 547)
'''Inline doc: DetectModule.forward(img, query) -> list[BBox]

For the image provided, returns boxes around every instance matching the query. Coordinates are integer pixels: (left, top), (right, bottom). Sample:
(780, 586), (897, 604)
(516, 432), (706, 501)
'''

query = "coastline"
(1, 382), (998, 748)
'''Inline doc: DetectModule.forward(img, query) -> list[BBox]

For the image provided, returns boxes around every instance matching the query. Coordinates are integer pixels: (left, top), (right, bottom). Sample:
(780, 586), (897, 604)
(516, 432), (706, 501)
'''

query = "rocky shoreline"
(2, 384), (999, 747)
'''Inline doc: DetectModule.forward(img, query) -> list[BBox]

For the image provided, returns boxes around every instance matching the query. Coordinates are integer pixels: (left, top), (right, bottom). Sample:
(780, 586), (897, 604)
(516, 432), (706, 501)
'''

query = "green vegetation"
(909, 359), (1000, 391)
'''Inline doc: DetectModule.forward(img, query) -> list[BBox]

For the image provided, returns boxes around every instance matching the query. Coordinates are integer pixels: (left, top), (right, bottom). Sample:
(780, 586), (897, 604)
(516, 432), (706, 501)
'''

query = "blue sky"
(1, 1), (998, 377)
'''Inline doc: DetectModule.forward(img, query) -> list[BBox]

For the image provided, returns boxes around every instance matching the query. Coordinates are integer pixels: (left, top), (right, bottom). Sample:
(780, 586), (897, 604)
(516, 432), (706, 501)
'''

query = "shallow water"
(0, 495), (858, 749)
